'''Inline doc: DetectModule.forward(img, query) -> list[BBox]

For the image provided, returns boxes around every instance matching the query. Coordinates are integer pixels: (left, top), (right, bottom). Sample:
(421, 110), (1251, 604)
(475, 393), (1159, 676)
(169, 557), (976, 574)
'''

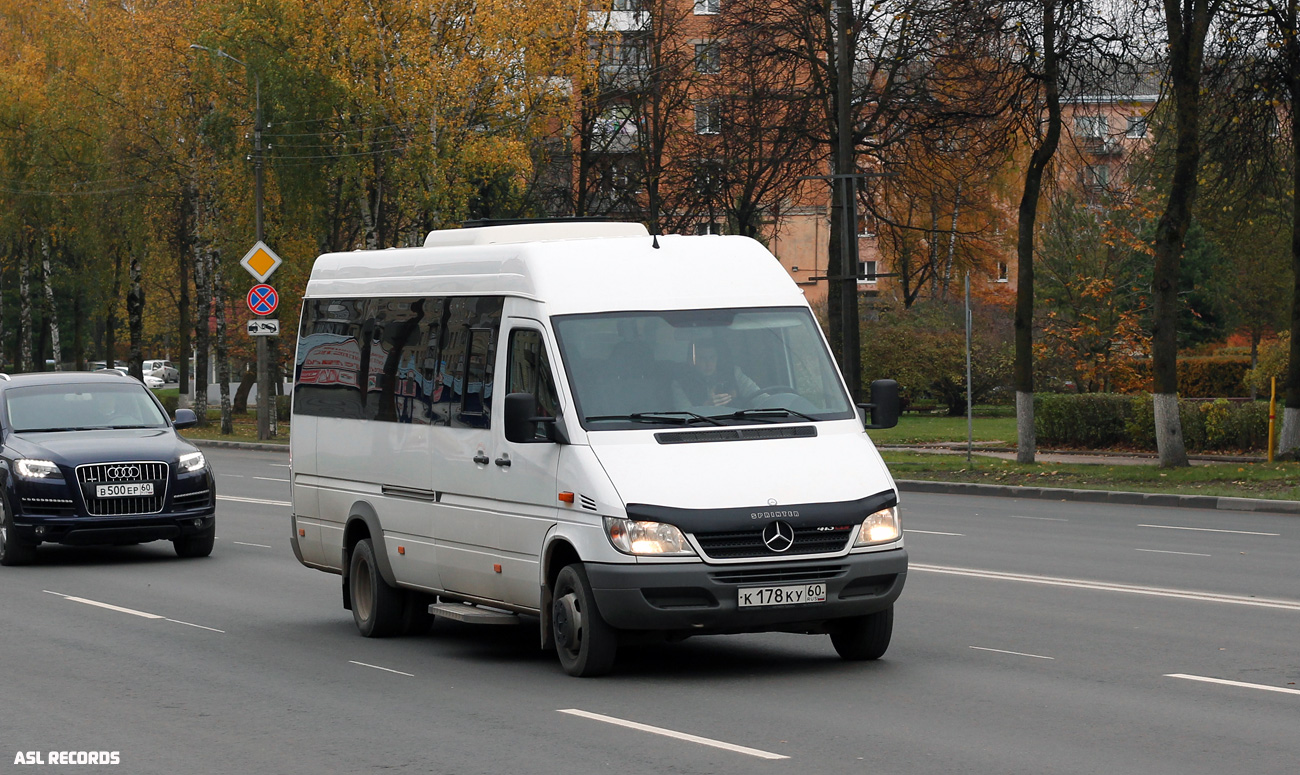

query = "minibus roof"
(304, 227), (806, 315)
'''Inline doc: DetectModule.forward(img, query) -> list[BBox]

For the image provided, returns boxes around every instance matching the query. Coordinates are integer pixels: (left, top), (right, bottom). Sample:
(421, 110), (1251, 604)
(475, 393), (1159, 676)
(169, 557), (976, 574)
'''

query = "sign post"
(240, 242), (283, 440)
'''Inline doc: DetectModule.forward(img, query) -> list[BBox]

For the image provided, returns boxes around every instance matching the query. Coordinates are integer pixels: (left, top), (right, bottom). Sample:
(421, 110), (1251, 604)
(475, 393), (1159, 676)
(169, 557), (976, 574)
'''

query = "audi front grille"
(75, 461), (169, 516)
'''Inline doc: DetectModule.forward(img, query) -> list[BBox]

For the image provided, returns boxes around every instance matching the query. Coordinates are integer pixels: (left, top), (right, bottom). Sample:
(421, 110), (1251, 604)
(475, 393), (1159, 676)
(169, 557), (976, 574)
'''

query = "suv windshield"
(6, 383), (169, 432)
(552, 307), (854, 429)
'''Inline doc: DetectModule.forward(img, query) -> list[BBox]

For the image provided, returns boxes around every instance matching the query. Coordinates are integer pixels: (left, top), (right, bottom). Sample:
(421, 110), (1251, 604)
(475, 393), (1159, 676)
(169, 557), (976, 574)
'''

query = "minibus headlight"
(15, 459), (63, 479)
(179, 451), (207, 473)
(855, 506), (900, 546)
(603, 517), (696, 556)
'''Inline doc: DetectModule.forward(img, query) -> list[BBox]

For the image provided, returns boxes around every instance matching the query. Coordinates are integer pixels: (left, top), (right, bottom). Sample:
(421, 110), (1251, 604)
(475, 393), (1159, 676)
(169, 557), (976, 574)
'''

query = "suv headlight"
(15, 459), (63, 479)
(604, 517), (696, 556)
(854, 506), (901, 546)
(178, 451), (206, 473)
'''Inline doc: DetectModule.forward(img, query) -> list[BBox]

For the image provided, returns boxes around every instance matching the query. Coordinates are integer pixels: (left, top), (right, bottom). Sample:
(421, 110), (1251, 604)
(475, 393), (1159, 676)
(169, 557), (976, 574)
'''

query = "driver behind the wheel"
(671, 341), (760, 408)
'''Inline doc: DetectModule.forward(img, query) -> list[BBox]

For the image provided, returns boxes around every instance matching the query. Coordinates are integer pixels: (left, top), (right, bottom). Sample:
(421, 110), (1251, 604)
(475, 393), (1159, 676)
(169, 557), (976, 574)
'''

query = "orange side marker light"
(558, 492), (575, 504)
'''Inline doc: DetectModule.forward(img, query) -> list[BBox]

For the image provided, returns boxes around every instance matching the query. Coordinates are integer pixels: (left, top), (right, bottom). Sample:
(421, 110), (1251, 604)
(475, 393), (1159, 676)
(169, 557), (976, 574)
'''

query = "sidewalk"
(878, 443), (1263, 466)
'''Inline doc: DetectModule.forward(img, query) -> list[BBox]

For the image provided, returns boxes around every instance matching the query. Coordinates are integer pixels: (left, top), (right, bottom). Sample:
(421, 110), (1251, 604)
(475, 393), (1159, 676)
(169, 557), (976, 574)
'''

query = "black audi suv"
(0, 370), (216, 565)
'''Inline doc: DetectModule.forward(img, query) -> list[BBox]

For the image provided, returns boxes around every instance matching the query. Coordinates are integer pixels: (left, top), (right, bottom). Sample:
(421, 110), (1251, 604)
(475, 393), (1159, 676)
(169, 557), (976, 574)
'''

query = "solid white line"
(165, 619), (226, 633)
(217, 495), (291, 507)
(907, 529), (965, 536)
(63, 595), (165, 619)
(557, 709), (789, 760)
(1007, 515), (1068, 522)
(349, 660), (414, 677)
(1135, 548), (1211, 557)
(1166, 674), (1300, 697)
(218, 474), (245, 478)
(232, 541), (272, 548)
(269, 463), (290, 468)
(911, 564), (1300, 611)
(254, 476), (289, 483)
(969, 646), (1054, 660)
(1138, 524), (1279, 536)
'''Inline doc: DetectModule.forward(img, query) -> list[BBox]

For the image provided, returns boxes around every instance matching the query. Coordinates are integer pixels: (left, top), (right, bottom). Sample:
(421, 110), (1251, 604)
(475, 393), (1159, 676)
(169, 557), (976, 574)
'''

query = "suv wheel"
(173, 524), (215, 558)
(0, 502), (38, 566)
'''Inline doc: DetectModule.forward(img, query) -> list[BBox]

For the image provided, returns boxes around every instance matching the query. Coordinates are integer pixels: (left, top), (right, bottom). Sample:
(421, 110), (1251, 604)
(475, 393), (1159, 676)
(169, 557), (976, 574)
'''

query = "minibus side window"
(294, 298), (368, 419)
(444, 296), (504, 429)
(507, 329), (560, 440)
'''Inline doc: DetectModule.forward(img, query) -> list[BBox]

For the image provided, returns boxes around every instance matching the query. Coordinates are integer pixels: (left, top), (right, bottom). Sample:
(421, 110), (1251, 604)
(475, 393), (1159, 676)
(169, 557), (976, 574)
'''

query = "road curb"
(897, 479), (1300, 515)
(190, 439), (290, 453)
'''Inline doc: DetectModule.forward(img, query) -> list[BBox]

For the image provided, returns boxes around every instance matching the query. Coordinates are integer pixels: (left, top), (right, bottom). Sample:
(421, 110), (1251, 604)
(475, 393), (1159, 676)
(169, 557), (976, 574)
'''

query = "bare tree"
(1148, 0), (1225, 467)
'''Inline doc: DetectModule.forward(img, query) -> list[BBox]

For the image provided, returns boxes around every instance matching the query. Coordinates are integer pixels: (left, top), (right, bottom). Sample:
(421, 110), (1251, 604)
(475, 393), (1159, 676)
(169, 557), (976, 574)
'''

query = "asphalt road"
(3, 448), (1297, 774)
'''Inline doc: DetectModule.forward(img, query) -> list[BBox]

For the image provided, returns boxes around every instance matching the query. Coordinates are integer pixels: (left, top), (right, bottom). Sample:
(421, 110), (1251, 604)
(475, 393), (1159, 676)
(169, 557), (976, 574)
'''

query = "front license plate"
(96, 483), (154, 498)
(738, 583), (827, 608)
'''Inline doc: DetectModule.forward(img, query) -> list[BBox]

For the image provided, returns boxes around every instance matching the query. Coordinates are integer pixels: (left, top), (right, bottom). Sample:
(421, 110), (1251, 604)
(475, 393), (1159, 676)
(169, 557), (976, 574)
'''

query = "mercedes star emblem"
(762, 520), (795, 553)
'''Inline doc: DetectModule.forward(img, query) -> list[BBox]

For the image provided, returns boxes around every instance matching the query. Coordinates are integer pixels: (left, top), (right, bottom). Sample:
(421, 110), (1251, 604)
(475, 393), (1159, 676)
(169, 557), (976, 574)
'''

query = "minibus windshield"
(552, 307), (855, 429)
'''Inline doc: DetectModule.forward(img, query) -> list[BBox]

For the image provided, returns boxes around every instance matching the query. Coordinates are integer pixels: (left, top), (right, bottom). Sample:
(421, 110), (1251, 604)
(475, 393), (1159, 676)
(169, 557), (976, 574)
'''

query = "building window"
(1075, 114), (1108, 138)
(597, 35), (647, 76)
(858, 260), (878, 284)
(694, 0), (719, 14)
(694, 100), (721, 134)
(694, 41), (720, 74)
(1082, 164), (1109, 191)
(996, 261), (1009, 282)
(610, 0), (643, 9)
(1125, 115), (1147, 138)
(696, 222), (722, 235)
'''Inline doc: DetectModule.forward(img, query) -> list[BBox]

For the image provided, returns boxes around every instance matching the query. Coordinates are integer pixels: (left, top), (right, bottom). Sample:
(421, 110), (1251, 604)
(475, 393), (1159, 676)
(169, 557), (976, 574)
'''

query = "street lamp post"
(190, 45), (272, 440)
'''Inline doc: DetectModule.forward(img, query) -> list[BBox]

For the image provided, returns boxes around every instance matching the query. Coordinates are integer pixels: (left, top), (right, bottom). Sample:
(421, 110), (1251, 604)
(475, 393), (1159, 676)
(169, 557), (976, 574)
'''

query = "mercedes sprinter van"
(289, 221), (906, 676)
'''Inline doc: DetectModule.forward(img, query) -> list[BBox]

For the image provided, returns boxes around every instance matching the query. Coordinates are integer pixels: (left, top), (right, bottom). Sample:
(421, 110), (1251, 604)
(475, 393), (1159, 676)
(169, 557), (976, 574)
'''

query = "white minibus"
(289, 221), (906, 676)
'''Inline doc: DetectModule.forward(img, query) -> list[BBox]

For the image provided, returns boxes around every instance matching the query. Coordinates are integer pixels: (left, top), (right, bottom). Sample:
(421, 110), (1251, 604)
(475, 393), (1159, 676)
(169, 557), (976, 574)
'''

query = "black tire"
(349, 538), (404, 638)
(173, 525), (215, 558)
(830, 606), (894, 661)
(552, 564), (617, 677)
(0, 501), (37, 567)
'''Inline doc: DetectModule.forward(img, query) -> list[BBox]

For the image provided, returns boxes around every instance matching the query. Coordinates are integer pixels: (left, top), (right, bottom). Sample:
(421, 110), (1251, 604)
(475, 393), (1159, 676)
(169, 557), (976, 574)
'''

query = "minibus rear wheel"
(552, 564), (617, 677)
(350, 538), (404, 637)
(830, 606), (893, 661)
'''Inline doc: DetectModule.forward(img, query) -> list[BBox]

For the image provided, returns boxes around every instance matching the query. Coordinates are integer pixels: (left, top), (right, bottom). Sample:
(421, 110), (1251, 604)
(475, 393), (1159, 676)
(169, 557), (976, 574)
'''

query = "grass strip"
(882, 451), (1300, 500)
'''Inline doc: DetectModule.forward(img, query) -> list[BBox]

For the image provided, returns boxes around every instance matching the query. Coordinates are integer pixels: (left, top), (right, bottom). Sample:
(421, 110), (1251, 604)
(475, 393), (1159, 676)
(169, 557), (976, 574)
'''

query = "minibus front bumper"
(584, 547), (907, 634)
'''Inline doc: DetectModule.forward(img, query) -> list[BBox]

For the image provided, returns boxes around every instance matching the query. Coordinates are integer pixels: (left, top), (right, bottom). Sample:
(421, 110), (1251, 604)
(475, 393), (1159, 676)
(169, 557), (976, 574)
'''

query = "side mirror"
(504, 392), (566, 444)
(173, 408), (198, 430)
(859, 379), (899, 430)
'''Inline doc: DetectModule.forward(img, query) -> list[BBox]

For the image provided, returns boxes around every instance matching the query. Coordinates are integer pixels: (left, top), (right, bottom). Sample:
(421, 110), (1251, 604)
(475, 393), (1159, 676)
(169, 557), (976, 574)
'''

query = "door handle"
(494, 456), (511, 468)
(473, 453), (489, 465)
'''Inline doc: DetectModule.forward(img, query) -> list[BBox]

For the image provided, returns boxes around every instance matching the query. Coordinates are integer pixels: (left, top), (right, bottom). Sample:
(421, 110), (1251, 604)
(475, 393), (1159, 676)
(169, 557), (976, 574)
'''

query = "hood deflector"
(626, 490), (897, 534)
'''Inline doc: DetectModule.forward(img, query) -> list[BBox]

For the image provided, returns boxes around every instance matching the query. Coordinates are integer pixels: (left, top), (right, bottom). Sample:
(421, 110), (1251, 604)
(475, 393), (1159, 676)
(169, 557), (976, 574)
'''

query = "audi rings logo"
(105, 465), (141, 480)
(761, 520), (795, 553)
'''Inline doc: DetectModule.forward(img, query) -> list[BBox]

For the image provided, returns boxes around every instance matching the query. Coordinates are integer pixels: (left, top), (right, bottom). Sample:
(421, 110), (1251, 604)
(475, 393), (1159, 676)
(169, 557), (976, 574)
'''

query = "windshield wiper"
(16, 427), (96, 433)
(585, 411), (724, 426)
(722, 407), (819, 423)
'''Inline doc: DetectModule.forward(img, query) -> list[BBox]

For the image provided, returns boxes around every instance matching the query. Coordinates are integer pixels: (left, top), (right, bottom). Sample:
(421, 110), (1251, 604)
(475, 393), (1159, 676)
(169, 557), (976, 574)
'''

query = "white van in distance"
(289, 221), (906, 676)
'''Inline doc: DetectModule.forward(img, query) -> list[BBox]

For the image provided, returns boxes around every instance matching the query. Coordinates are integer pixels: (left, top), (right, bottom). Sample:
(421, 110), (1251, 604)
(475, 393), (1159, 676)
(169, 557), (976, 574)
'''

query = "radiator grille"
(694, 524), (855, 560)
(76, 462), (168, 516)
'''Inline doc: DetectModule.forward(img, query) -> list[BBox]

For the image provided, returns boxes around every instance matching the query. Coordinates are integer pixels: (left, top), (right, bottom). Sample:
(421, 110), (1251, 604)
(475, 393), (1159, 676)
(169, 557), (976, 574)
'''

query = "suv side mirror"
(504, 392), (567, 444)
(859, 379), (899, 430)
(174, 408), (198, 430)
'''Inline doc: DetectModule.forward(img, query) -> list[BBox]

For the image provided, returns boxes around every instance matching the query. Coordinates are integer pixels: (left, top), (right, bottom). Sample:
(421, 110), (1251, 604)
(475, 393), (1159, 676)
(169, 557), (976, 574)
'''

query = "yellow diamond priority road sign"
(239, 241), (283, 283)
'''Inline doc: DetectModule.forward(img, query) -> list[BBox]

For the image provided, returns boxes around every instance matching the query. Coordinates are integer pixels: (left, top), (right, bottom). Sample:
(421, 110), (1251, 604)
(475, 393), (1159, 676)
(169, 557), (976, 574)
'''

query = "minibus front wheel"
(552, 564), (617, 677)
(830, 606), (894, 661)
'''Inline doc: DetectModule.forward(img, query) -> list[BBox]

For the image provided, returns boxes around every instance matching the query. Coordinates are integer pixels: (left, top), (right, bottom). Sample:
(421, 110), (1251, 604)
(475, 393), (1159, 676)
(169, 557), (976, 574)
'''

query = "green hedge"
(1179, 357), (1251, 398)
(1036, 393), (1134, 447)
(1036, 393), (1269, 451)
